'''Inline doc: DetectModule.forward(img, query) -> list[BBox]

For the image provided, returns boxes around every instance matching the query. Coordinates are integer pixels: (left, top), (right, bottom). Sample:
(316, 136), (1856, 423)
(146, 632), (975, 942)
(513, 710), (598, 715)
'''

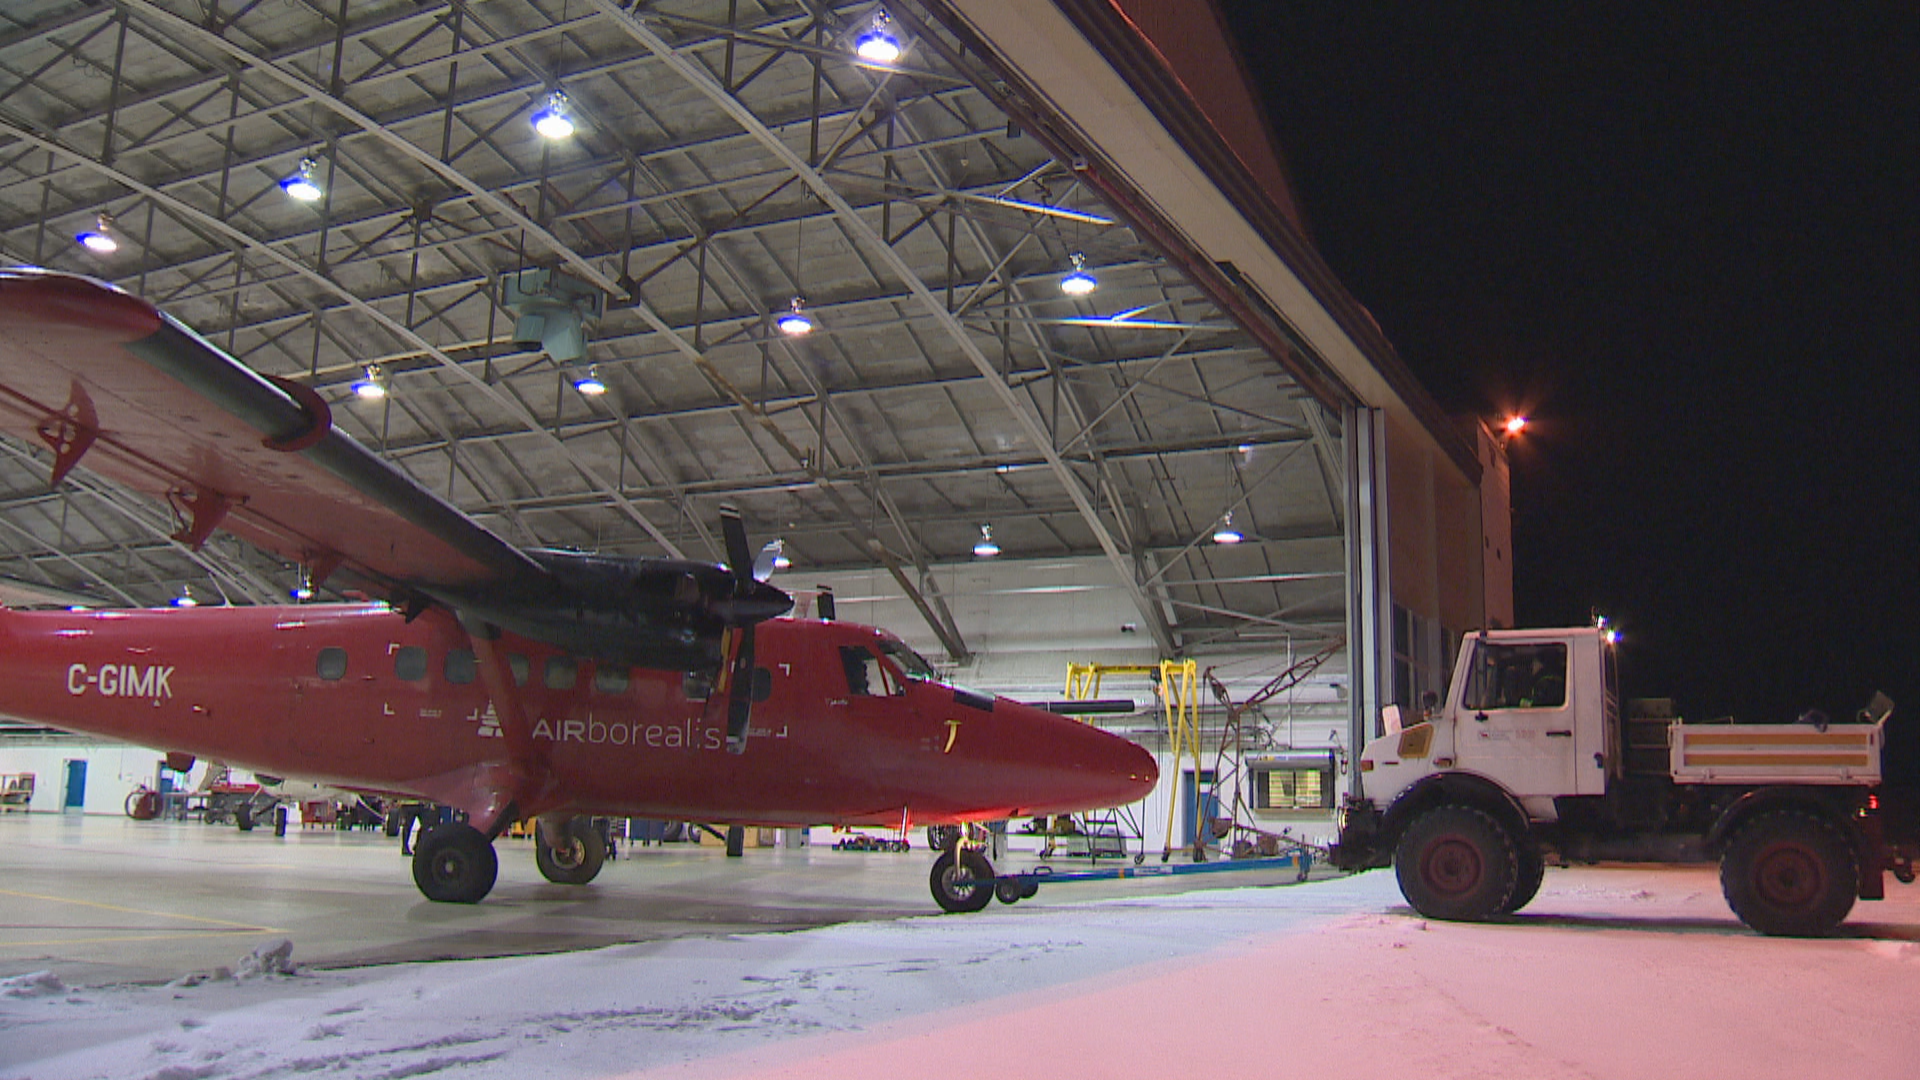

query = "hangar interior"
(0, 0), (1511, 848)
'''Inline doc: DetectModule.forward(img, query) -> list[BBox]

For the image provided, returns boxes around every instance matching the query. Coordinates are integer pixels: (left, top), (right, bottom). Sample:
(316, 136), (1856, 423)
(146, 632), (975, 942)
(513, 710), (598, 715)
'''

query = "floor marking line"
(0, 928), (286, 950)
(0, 887), (275, 930)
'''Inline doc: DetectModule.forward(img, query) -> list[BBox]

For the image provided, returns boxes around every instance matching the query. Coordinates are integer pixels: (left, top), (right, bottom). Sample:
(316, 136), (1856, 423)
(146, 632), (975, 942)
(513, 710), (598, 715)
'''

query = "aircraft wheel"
(930, 849), (995, 914)
(235, 805), (256, 832)
(535, 818), (607, 886)
(412, 823), (499, 904)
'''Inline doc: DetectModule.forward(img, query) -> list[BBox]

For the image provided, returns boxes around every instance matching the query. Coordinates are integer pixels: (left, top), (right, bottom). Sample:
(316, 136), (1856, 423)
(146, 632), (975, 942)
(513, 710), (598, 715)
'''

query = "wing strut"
(455, 613), (553, 835)
(35, 380), (99, 486)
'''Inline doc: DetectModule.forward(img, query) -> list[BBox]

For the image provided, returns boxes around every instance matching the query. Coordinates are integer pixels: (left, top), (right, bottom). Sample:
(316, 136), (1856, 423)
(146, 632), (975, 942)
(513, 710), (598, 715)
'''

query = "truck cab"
(1333, 626), (1912, 937)
(1362, 628), (1617, 814)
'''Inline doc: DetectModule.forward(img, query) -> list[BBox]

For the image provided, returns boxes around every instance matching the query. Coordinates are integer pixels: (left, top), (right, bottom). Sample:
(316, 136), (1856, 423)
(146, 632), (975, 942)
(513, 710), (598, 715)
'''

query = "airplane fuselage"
(0, 603), (1157, 828)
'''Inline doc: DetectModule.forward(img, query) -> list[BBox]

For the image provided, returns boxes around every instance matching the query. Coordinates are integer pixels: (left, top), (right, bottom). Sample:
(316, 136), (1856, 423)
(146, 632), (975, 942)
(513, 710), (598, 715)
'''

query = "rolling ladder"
(1064, 659), (1200, 860)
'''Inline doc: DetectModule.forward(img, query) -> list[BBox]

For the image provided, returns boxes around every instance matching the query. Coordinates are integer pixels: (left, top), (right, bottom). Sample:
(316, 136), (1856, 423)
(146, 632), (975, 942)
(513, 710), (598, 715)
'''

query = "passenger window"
(508, 653), (529, 687)
(394, 645), (427, 682)
(683, 670), (713, 701)
(594, 664), (630, 694)
(545, 656), (578, 690)
(316, 647), (347, 681)
(445, 649), (477, 685)
(839, 646), (899, 697)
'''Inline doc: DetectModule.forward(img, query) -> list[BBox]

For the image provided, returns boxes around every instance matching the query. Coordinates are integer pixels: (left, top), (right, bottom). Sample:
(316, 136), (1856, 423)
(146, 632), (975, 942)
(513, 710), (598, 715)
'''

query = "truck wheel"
(1502, 844), (1546, 914)
(1720, 810), (1857, 937)
(1394, 805), (1517, 922)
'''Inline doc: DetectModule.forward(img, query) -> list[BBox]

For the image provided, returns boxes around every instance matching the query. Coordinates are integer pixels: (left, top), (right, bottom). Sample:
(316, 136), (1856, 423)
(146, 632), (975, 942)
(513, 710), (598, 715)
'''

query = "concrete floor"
(0, 813), (1317, 986)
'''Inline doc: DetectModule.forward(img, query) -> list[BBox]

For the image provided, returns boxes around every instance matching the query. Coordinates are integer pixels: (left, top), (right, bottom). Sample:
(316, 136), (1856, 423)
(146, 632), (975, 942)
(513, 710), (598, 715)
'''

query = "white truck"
(1329, 627), (1917, 936)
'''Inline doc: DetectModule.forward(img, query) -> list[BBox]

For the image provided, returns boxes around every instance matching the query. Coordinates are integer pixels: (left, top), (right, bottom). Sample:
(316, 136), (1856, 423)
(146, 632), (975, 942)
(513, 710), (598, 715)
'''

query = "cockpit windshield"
(877, 639), (938, 682)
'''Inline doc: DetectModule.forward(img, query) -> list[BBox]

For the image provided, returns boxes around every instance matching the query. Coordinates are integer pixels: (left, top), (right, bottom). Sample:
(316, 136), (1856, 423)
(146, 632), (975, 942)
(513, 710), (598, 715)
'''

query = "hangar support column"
(1343, 405), (1391, 782)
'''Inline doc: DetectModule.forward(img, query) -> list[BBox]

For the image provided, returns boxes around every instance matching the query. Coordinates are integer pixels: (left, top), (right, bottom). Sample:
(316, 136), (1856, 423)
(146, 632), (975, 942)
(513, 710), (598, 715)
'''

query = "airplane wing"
(0, 268), (546, 595)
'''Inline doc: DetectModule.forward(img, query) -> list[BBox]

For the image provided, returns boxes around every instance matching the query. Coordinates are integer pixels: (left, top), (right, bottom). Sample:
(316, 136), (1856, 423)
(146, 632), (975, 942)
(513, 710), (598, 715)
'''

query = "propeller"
(720, 504), (759, 755)
(751, 539), (785, 582)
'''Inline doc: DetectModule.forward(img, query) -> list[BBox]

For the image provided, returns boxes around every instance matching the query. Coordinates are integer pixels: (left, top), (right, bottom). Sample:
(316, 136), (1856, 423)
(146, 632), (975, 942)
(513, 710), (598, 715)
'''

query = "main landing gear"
(409, 814), (608, 903)
(535, 816), (608, 886)
(412, 823), (499, 904)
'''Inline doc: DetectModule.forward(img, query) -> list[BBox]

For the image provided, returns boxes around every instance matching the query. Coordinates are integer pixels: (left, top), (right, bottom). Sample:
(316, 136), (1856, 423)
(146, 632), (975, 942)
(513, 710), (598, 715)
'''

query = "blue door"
(1181, 769), (1218, 848)
(62, 759), (87, 812)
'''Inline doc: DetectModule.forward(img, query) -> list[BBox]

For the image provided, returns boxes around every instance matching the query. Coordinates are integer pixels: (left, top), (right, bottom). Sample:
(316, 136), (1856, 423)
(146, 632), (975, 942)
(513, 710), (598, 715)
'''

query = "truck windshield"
(1466, 642), (1569, 710)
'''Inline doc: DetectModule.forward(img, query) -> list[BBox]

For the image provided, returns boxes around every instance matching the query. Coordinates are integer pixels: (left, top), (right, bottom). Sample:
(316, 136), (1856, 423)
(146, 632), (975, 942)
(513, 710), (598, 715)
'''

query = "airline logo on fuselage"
(67, 663), (174, 699)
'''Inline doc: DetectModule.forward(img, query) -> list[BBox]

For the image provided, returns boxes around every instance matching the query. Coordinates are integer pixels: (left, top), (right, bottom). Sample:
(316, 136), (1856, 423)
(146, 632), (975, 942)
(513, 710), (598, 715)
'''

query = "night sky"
(1223, 6), (1919, 747)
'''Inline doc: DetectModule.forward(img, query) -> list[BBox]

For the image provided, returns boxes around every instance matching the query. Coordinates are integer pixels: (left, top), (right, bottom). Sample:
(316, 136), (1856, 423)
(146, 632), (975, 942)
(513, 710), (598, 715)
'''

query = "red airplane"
(0, 269), (1158, 910)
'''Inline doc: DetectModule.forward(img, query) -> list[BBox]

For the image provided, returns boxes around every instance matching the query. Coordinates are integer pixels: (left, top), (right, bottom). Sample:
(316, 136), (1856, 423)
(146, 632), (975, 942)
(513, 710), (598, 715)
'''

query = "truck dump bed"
(1669, 722), (1882, 785)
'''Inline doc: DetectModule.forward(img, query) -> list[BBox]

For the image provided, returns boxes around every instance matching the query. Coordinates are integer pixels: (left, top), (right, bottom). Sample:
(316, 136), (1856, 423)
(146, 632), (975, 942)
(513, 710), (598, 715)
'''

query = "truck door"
(1455, 640), (1578, 797)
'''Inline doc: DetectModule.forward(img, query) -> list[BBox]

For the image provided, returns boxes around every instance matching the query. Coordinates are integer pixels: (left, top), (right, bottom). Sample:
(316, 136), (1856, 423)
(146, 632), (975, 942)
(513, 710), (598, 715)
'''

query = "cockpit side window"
(839, 646), (900, 697)
(878, 640), (938, 682)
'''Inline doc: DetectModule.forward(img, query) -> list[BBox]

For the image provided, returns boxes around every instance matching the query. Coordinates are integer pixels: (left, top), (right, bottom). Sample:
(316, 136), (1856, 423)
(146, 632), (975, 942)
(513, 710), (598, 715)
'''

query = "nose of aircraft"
(1022, 706), (1159, 813)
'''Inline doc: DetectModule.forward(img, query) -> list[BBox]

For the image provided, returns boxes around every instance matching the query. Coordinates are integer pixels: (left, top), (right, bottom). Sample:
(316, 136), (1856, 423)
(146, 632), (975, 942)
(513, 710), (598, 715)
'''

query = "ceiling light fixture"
(291, 567), (315, 602)
(75, 213), (118, 254)
(173, 585), (198, 608)
(1059, 252), (1097, 296)
(532, 90), (576, 140)
(572, 365), (607, 396)
(854, 12), (902, 64)
(1503, 414), (1528, 438)
(280, 157), (323, 202)
(972, 524), (1000, 558)
(777, 296), (814, 336)
(351, 364), (387, 400)
(1212, 512), (1244, 545)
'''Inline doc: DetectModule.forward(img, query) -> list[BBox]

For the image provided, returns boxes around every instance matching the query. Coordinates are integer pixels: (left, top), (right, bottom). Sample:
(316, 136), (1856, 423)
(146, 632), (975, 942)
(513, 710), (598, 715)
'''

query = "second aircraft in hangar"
(0, 269), (1157, 909)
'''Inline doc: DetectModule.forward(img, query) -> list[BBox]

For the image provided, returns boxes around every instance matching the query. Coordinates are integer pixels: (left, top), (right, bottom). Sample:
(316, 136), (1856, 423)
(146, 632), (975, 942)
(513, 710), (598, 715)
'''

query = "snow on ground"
(5, 865), (1920, 1079)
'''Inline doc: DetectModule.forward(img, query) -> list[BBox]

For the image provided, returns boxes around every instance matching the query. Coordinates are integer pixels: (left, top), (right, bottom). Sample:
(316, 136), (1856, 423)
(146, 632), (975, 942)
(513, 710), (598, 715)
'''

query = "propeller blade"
(724, 625), (756, 755)
(716, 505), (767, 755)
(751, 539), (784, 583)
(719, 504), (753, 587)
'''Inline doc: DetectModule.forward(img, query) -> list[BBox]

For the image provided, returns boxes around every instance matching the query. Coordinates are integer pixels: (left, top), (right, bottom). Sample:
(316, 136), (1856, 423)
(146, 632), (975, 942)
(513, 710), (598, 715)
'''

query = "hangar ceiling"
(0, 0), (1348, 660)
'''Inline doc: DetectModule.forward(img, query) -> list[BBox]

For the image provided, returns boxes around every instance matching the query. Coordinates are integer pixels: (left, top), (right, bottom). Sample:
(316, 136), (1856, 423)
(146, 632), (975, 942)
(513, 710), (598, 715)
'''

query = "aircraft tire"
(535, 818), (607, 886)
(235, 805), (255, 832)
(412, 823), (499, 903)
(930, 849), (995, 914)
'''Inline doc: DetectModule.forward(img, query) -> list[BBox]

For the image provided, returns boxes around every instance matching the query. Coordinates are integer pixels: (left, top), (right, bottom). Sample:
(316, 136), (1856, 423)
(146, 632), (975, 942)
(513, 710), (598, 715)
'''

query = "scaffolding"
(1064, 659), (1200, 860)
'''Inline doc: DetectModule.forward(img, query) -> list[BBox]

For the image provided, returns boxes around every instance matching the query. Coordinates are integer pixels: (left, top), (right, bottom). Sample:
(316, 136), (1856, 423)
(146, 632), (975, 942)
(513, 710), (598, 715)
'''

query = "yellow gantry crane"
(1064, 659), (1199, 860)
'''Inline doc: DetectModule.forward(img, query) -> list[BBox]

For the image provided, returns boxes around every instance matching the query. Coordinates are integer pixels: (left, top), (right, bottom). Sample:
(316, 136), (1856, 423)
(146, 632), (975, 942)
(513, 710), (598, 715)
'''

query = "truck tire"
(1394, 805), (1517, 922)
(1720, 810), (1857, 937)
(1502, 844), (1546, 914)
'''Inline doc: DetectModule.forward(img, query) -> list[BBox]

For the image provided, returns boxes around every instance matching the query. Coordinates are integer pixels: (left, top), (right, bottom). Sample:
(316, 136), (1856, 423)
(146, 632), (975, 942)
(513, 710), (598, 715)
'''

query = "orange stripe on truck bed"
(1680, 731), (1871, 746)
(1681, 752), (1873, 767)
